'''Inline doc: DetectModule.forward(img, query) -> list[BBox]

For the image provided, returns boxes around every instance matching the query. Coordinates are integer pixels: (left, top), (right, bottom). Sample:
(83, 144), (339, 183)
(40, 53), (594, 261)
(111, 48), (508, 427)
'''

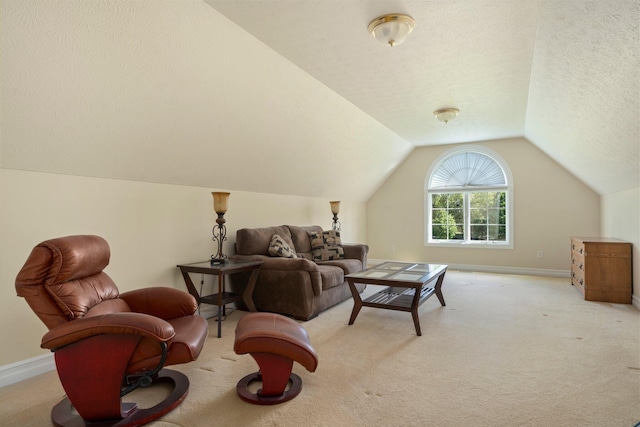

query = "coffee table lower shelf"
(364, 286), (435, 308)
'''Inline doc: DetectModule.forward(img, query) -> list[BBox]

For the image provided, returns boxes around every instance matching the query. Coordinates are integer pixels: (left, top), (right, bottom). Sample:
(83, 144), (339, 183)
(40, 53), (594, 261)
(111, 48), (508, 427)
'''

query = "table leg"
(179, 270), (200, 304)
(347, 280), (362, 325)
(243, 268), (260, 312)
(222, 276), (227, 317)
(434, 271), (447, 306)
(217, 274), (223, 338)
(411, 285), (423, 336)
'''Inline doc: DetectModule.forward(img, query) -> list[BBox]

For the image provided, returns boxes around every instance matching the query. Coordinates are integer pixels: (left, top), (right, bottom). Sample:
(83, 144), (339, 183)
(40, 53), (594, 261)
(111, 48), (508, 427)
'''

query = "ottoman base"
(236, 371), (303, 405)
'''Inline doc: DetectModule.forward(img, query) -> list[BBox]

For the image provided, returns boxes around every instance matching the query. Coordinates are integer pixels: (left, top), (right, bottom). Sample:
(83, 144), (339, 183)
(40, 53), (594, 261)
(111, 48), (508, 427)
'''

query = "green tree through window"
(431, 193), (463, 239)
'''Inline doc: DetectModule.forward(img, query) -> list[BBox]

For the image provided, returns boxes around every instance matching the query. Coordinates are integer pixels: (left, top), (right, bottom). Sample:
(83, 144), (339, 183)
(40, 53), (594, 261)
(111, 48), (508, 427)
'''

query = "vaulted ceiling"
(1, 1), (638, 201)
(205, 0), (639, 195)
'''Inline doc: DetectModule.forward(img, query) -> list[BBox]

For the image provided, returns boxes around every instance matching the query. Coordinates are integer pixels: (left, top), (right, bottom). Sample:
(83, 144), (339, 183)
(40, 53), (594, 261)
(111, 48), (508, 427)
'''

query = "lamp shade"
(212, 192), (230, 214)
(330, 201), (340, 215)
(368, 14), (415, 47)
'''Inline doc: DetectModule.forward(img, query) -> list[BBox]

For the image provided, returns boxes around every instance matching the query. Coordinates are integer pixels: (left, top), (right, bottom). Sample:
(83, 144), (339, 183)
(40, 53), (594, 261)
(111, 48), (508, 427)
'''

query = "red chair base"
(236, 371), (303, 405)
(50, 369), (189, 427)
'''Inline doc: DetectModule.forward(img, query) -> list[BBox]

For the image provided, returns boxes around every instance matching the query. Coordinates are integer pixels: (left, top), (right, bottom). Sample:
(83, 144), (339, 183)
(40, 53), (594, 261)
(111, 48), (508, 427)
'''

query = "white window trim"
(424, 145), (514, 249)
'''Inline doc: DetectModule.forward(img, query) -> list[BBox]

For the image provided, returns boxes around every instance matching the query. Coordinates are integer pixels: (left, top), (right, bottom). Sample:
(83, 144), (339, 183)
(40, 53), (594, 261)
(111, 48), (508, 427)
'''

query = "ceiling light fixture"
(433, 108), (460, 124)
(367, 14), (415, 47)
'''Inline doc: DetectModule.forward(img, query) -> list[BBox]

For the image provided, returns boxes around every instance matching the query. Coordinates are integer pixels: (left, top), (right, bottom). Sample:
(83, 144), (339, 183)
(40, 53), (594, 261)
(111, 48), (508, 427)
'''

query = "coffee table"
(345, 262), (447, 336)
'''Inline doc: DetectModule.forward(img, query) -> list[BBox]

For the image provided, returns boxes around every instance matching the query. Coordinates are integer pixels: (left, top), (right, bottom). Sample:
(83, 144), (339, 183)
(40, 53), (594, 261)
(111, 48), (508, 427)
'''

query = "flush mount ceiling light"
(433, 108), (460, 124)
(367, 14), (415, 47)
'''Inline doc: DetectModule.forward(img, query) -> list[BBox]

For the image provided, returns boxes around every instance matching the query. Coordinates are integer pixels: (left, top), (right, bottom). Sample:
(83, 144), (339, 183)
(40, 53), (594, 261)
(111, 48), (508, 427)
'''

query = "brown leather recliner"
(15, 235), (209, 427)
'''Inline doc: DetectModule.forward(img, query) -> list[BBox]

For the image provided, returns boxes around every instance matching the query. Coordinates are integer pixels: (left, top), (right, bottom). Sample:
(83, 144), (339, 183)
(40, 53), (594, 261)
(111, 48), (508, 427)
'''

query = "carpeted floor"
(2, 271), (639, 426)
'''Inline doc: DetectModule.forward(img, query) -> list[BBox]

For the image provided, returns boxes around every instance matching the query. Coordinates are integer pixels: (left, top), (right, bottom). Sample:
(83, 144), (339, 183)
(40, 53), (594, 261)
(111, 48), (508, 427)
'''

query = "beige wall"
(367, 137), (601, 273)
(601, 187), (640, 307)
(1, 0), (411, 202)
(0, 168), (366, 366)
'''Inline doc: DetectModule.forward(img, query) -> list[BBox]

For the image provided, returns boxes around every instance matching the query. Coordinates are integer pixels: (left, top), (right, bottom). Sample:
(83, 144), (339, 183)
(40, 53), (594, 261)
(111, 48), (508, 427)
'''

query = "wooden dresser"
(570, 237), (632, 304)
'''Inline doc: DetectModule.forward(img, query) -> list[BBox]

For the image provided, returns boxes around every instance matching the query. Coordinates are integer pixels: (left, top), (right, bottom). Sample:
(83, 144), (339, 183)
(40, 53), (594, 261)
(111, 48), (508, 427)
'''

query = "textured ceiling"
(205, 0), (639, 195)
(1, 0), (638, 201)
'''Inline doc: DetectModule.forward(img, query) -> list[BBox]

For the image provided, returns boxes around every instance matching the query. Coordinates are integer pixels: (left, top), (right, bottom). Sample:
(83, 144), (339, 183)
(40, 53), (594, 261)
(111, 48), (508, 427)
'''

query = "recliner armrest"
(41, 312), (175, 350)
(120, 287), (198, 320)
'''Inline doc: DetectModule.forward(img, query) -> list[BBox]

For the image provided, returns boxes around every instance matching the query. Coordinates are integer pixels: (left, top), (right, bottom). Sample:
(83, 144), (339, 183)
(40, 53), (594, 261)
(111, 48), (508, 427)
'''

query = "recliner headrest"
(17, 235), (111, 286)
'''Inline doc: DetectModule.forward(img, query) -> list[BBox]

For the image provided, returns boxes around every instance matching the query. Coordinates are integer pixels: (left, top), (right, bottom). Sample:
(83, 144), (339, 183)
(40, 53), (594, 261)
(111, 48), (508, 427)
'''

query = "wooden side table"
(177, 260), (262, 337)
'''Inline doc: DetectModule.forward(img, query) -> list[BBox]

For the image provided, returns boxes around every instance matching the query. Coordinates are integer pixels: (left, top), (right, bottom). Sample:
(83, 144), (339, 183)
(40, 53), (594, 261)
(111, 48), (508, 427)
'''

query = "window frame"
(424, 145), (514, 249)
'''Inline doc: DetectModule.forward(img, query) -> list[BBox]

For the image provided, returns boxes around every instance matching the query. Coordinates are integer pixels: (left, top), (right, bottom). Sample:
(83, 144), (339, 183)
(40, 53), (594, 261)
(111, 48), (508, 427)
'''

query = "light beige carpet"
(2, 271), (639, 426)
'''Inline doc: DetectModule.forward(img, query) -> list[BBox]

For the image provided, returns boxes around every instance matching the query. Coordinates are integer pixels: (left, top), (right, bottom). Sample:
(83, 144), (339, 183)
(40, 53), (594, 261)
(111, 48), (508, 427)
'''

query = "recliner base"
(50, 369), (189, 427)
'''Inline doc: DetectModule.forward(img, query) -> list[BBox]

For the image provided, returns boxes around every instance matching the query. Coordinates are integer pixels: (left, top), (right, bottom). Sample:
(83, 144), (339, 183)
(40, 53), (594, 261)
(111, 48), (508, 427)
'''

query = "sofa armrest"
(261, 257), (319, 272)
(230, 254), (319, 272)
(230, 254), (322, 296)
(343, 244), (369, 266)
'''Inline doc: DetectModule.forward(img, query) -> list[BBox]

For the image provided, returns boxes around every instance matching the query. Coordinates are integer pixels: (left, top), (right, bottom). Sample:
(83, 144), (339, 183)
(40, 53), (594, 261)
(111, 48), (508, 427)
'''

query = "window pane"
(431, 193), (464, 241)
(432, 222), (462, 240)
(448, 193), (463, 208)
(470, 192), (486, 208)
(487, 208), (500, 224)
(432, 208), (445, 222)
(488, 225), (506, 241)
(470, 208), (486, 224)
(488, 192), (501, 207)
(432, 194), (448, 208)
(449, 208), (463, 223)
(470, 225), (486, 240)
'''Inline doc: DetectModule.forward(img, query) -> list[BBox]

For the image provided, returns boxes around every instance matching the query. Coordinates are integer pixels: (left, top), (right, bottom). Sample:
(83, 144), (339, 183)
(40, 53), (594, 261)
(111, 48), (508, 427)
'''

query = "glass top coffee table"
(345, 262), (447, 336)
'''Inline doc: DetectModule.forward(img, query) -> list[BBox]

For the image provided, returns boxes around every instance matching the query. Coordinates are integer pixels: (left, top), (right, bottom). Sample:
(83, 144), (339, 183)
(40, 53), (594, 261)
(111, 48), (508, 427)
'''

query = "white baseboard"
(367, 259), (570, 278)
(0, 352), (55, 388)
(368, 259), (640, 310)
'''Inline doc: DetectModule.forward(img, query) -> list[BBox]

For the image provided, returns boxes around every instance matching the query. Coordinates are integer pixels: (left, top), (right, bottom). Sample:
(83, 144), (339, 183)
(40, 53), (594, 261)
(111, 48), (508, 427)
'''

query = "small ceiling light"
(368, 14), (415, 47)
(433, 108), (460, 124)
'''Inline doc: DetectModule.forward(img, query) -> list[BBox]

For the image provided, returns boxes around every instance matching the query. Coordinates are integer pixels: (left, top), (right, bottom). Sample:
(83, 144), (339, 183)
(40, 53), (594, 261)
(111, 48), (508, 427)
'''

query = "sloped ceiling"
(205, 0), (639, 195)
(1, 0), (638, 201)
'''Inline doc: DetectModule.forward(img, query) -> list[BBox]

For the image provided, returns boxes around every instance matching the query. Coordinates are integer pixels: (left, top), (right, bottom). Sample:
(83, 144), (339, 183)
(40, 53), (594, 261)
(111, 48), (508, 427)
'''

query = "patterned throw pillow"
(308, 230), (344, 261)
(268, 234), (297, 258)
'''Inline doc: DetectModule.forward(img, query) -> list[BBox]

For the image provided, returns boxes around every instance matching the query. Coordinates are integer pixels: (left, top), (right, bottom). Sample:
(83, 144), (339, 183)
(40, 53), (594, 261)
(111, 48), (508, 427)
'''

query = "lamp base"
(210, 257), (228, 266)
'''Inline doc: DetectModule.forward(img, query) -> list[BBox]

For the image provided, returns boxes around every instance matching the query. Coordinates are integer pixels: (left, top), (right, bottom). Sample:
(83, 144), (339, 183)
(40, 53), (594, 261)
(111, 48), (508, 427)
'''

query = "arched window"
(425, 145), (513, 248)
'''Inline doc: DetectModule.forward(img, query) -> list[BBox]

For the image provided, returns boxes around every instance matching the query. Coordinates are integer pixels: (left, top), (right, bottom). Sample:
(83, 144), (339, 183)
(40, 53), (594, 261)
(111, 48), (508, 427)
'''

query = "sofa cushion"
(236, 226), (294, 256)
(317, 258), (363, 275)
(268, 234), (297, 258)
(287, 225), (322, 253)
(317, 265), (344, 290)
(308, 230), (344, 261)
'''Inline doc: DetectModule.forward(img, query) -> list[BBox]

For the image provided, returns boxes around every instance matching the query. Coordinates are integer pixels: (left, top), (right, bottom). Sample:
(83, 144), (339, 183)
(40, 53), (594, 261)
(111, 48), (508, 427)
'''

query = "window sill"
(425, 241), (513, 249)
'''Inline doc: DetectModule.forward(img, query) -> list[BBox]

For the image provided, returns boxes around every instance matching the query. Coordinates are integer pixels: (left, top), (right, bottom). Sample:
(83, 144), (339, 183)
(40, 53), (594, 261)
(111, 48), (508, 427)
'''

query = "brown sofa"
(229, 225), (368, 320)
